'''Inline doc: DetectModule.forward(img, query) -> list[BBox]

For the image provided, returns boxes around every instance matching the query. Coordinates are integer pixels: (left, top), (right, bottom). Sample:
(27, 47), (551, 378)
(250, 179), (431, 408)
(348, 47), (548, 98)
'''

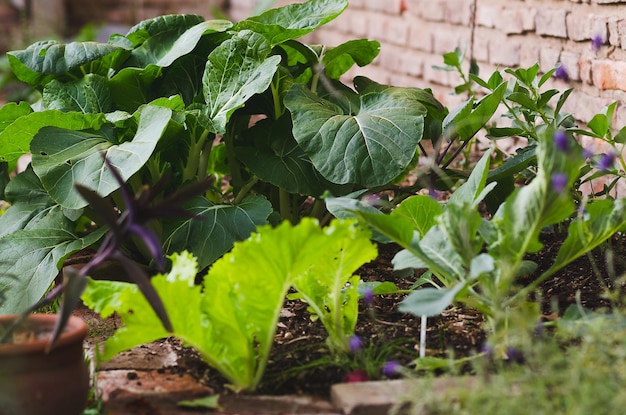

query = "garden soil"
(82, 232), (626, 411)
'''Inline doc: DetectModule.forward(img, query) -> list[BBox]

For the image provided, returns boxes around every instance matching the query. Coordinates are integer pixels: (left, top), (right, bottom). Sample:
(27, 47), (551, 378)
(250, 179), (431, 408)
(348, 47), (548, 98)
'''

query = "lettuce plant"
(0, 0), (440, 315)
(82, 218), (377, 391)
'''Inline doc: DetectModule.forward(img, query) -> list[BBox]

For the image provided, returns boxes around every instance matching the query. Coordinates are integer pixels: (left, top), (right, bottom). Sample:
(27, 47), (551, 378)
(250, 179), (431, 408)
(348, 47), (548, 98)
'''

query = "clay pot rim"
(0, 314), (87, 355)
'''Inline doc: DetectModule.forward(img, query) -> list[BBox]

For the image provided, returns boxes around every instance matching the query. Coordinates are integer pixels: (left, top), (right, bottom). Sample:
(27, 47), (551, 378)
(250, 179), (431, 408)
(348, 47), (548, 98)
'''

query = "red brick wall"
(2, 0), (624, 127)
(228, 0), (626, 127)
(0, 0), (227, 51)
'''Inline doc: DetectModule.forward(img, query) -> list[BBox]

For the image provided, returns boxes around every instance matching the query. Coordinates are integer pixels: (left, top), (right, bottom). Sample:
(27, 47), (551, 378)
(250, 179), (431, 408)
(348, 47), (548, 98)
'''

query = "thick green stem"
(310, 198), (327, 220)
(233, 176), (259, 205)
(197, 135), (215, 178)
(279, 187), (293, 223)
(183, 129), (210, 182)
(224, 128), (244, 194)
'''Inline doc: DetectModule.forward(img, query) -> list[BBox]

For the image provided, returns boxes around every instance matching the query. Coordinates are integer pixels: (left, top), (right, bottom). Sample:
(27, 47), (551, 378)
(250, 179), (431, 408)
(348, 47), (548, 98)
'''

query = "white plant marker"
(420, 315), (427, 358)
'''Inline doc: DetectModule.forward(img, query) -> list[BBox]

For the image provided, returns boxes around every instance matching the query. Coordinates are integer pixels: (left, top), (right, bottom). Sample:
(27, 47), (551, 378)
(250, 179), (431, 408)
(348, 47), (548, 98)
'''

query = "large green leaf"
(443, 82), (506, 141)
(81, 253), (204, 360)
(235, 116), (352, 196)
(495, 130), (584, 264)
(7, 40), (127, 87)
(159, 54), (206, 105)
(128, 20), (233, 68)
(0, 110), (107, 170)
(121, 14), (206, 48)
(322, 39), (380, 80)
(411, 225), (466, 281)
(0, 167), (61, 238)
(285, 83), (426, 186)
(31, 105), (172, 209)
(391, 195), (443, 237)
(202, 30), (281, 134)
(162, 195), (273, 269)
(0, 225), (105, 314)
(43, 73), (113, 113)
(543, 199), (626, 279)
(291, 220), (376, 351)
(398, 283), (467, 317)
(448, 149), (493, 208)
(0, 102), (32, 134)
(108, 65), (162, 113)
(86, 219), (370, 390)
(234, 0), (348, 46)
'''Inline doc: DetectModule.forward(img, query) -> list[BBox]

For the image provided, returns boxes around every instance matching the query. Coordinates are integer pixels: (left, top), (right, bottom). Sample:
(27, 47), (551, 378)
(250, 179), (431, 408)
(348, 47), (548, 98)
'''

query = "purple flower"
(598, 152), (616, 171)
(592, 34), (603, 52)
(362, 286), (374, 305)
(554, 64), (569, 82)
(506, 346), (524, 364)
(428, 187), (440, 199)
(582, 147), (594, 159)
(382, 360), (402, 377)
(552, 130), (569, 152)
(551, 173), (568, 193)
(480, 343), (494, 359)
(348, 335), (362, 353)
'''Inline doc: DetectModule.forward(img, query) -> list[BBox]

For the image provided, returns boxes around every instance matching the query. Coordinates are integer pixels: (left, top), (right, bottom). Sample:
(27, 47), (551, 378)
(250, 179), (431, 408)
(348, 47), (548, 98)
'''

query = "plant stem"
(420, 315), (427, 358)
(197, 134), (215, 178)
(310, 198), (327, 220)
(279, 187), (293, 223)
(233, 176), (259, 205)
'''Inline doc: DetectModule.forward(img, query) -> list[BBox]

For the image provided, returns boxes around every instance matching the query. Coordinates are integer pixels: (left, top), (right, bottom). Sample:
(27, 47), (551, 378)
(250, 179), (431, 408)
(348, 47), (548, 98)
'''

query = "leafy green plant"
(0, 0), (442, 315)
(330, 126), (626, 352)
(82, 218), (376, 391)
(0, 157), (209, 347)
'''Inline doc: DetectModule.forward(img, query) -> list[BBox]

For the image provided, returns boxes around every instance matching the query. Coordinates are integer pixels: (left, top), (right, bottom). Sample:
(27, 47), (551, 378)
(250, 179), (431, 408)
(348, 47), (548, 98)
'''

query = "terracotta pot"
(0, 314), (90, 415)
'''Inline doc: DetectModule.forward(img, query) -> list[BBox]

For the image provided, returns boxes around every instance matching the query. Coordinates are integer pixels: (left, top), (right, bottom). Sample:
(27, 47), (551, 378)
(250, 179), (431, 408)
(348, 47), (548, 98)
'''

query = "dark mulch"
(174, 232), (626, 398)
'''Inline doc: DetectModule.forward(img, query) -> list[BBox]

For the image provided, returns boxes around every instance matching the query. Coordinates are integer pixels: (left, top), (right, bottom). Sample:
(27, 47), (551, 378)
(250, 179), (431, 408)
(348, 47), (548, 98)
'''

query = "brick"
(522, 8), (537, 32)
(539, 47), (562, 71)
(401, 50), (426, 77)
(311, 29), (353, 49)
(489, 40), (521, 67)
(519, 40), (541, 68)
(365, 0), (403, 14)
(444, 0), (473, 26)
(536, 9), (569, 38)
(415, 0), (446, 22)
(495, 9), (525, 34)
(432, 25), (471, 54)
(472, 30), (490, 63)
(347, 10), (370, 38)
(608, 17), (624, 47)
(475, 3), (502, 28)
(580, 56), (594, 84)
(377, 44), (406, 73)
(592, 60), (626, 91)
(591, 15), (609, 42)
(408, 19), (434, 52)
(382, 15), (411, 45)
(348, 0), (368, 7)
(567, 12), (591, 41)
